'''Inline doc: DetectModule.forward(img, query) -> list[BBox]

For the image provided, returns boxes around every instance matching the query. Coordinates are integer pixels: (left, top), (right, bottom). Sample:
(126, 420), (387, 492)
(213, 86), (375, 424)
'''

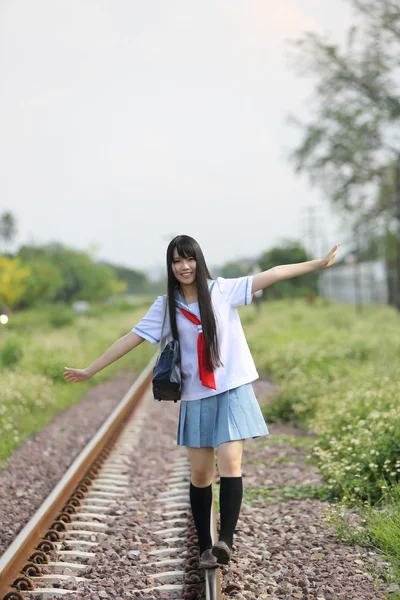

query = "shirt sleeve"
(216, 276), (253, 308)
(131, 296), (169, 344)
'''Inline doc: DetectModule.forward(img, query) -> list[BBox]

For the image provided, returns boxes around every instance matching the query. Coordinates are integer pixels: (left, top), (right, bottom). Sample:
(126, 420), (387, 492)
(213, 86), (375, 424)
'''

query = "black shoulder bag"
(152, 295), (182, 402)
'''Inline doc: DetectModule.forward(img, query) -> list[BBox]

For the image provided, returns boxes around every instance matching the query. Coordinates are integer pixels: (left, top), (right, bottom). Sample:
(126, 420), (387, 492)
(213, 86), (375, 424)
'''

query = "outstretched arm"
(64, 332), (145, 382)
(252, 243), (340, 294)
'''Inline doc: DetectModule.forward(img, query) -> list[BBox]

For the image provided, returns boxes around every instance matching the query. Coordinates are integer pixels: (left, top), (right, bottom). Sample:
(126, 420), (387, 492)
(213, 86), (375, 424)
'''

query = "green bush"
(241, 300), (400, 503)
(35, 358), (66, 383)
(0, 338), (23, 368)
(48, 307), (74, 328)
(0, 370), (56, 460)
(310, 373), (400, 502)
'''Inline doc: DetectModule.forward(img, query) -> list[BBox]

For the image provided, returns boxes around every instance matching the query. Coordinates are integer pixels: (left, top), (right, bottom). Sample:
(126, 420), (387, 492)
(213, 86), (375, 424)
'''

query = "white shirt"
(132, 276), (259, 401)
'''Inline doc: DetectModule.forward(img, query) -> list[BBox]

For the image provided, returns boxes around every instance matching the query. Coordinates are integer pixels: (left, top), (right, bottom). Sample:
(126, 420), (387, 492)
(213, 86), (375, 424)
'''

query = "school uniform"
(132, 275), (269, 448)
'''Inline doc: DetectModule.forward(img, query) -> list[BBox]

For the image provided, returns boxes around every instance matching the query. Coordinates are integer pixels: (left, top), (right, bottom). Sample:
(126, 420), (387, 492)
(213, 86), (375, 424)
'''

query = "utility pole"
(304, 205), (326, 303)
(305, 206), (318, 258)
(395, 158), (400, 312)
(354, 223), (363, 314)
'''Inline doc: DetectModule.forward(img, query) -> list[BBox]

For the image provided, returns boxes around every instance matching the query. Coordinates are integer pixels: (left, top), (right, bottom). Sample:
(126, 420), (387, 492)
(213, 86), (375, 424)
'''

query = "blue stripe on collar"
(176, 299), (191, 312)
(174, 280), (215, 314)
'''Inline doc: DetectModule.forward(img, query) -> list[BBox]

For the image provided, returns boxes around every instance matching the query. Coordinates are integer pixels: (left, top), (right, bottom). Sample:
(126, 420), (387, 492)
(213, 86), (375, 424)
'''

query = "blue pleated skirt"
(176, 383), (270, 448)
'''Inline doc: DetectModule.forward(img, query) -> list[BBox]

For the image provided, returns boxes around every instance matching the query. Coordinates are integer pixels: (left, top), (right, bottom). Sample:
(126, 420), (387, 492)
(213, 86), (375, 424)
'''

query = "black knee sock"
(189, 482), (212, 554)
(219, 476), (243, 548)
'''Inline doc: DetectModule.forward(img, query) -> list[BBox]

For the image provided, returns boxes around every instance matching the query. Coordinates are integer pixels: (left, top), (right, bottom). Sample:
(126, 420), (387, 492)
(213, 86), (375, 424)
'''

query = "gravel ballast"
(1, 374), (392, 599)
(0, 371), (135, 557)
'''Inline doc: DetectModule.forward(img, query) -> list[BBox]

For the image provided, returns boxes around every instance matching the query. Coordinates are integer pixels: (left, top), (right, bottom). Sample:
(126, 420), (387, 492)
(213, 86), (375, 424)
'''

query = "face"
(172, 248), (197, 286)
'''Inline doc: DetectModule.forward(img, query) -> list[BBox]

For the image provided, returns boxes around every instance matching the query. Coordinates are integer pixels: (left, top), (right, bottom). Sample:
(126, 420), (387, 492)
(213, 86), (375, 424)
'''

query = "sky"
(0, 0), (355, 276)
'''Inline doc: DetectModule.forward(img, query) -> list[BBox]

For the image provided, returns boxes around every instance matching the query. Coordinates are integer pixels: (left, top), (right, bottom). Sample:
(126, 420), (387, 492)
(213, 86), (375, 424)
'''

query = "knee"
(217, 458), (242, 478)
(191, 468), (214, 488)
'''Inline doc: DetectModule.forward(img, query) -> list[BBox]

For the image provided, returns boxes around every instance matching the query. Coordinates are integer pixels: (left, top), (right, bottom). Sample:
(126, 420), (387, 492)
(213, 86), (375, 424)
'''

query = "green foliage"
(18, 243), (126, 305)
(48, 306), (75, 328)
(0, 211), (17, 251)
(0, 370), (56, 460)
(243, 299), (400, 504)
(0, 256), (31, 308)
(103, 263), (148, 294)
(219, 261), (249, 279)
(258, 240), (319, 298)
(0, 215), (138, 311)
(321, 484), (400, 590)
(19, 259), (64, 307)
(33, 349), (69, 383)
(289, 1), (400, 229)
(5, 306), (68, 332)
(365, 486), (400, 581)
(0, 302), (155, 460)
(0, 338), (23, 368)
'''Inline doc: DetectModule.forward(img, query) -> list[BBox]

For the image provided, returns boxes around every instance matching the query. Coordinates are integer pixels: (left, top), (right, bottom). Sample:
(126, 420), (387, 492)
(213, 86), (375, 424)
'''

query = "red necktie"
(179, 308), (216, 390)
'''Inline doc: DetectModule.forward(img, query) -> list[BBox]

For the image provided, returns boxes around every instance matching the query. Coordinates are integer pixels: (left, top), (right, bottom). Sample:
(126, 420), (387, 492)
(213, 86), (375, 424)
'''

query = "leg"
(187, 447), (215, 556)
(213, 440), (244, 561)
(216, 440), (244, 478)
(188, 446), (215, 487)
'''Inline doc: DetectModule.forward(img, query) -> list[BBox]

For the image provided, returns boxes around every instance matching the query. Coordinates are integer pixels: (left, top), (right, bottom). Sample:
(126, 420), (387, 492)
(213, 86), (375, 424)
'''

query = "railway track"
(0, 359), (222, 600)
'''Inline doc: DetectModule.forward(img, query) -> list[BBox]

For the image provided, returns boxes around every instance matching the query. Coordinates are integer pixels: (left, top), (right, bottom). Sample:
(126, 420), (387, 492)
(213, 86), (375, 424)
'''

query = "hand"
(321, 243), (340, 268)
(64, 367), (92, 383)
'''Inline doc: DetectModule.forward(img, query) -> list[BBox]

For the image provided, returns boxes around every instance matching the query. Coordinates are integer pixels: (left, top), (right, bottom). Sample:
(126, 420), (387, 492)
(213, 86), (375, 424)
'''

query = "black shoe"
(199, 548), (220, 569)
(211, 540), (231, 564)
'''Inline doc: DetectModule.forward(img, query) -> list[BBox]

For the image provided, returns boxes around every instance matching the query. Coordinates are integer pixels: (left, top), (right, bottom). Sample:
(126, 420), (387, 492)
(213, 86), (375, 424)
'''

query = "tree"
(101, 262), (148, 294)
(258, 241), (318, 299)
(288, 0), (400, 307)
(0, 257), (31, 308)
(0, 212), (17, 254)
(17, 260), (64, 308)
(18, 243), (126, 303)
(220, 262), (249, 279)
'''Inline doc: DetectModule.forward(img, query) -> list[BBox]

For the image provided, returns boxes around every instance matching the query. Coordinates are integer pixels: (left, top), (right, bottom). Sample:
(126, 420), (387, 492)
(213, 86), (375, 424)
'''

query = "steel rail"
(0, 356), (155, 598)
(205, 486), (223, 600)
(0, 352), (223, 600)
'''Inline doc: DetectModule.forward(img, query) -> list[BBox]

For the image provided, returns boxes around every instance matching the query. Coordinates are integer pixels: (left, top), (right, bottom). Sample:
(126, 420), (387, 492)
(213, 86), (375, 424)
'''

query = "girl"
(64, 235), (339, 569)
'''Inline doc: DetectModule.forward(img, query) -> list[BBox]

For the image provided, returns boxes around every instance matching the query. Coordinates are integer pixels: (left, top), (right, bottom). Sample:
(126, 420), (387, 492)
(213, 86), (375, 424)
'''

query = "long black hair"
(166, 235), (222, 372)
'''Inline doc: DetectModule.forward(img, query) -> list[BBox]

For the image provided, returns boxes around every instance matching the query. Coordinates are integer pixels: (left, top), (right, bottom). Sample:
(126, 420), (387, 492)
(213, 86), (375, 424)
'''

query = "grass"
(243, 483), (332, 504)
(2, 297), (400, 595)
(241, 298), (400, 597)
(0, 303), (155, 462)
(242, 299), (400, 504)
(320, 487), (400, 597)
(259, 433), (315, 450)
(246, 455), (303, 464)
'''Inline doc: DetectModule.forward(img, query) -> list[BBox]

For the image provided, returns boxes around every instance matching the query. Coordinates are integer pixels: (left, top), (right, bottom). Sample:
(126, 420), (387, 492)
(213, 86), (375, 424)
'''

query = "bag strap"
(159, 294), (168, 351)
